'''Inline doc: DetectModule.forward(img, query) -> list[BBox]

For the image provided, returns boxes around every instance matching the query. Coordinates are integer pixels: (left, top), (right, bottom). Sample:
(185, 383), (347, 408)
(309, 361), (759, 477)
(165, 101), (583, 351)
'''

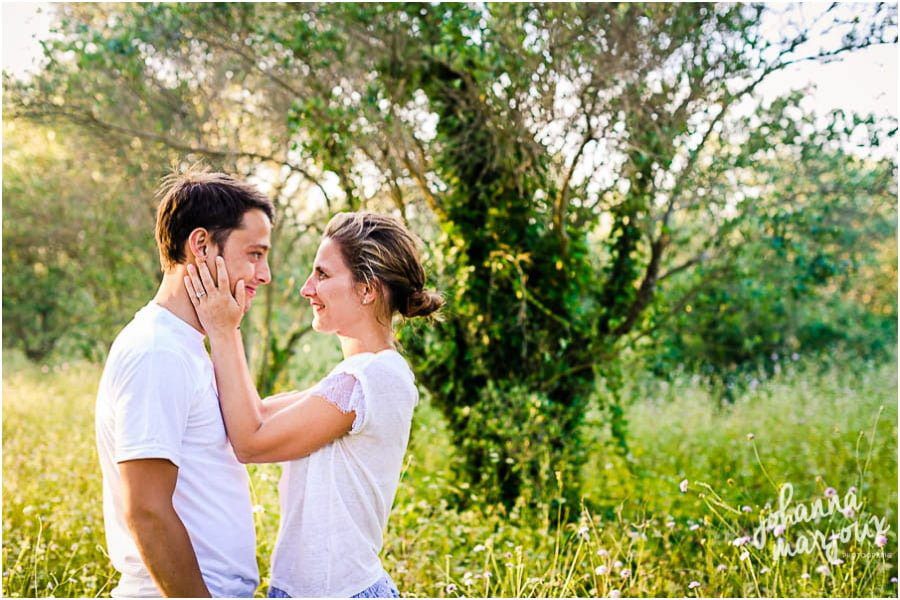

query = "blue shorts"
(268, 572), (400, 598)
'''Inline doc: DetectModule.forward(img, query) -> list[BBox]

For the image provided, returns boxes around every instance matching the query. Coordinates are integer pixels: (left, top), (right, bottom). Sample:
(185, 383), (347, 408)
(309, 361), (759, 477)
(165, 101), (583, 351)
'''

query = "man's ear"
(187, 228), (211, 260)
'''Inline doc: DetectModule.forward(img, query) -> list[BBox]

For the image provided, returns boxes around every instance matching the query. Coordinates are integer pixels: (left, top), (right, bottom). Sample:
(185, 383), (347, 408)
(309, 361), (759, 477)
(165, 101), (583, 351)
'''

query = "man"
(95, 169), (274, 597)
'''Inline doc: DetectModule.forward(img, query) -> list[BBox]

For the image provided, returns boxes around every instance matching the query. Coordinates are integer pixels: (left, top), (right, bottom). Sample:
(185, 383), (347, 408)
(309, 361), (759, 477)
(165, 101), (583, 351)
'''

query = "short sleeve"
(113, 349), (194, 467)
(315, 371), (367, 435)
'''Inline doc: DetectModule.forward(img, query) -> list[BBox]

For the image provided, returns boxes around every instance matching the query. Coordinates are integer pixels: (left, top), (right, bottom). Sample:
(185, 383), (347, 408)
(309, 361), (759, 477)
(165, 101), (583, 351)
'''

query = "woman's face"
(300, 237), (370, 334)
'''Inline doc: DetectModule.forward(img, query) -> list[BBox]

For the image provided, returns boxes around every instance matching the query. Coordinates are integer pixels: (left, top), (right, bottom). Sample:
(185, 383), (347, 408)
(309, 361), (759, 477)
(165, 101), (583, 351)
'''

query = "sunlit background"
(2, 3), (897, 598)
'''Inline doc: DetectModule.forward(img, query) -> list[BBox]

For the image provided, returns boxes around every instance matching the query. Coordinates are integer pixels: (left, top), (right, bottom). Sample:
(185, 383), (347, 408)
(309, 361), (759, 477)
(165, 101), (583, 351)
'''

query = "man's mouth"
(245, 286), (257, 299)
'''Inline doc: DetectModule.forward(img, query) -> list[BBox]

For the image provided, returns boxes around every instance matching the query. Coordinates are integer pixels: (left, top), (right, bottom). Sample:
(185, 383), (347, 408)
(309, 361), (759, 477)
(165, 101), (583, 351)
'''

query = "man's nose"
(256, 259), (272, 285)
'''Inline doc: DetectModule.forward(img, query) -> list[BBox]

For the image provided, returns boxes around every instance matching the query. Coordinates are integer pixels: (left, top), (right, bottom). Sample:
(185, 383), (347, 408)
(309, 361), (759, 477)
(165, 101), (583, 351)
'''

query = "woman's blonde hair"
(324, 212), (444, 318)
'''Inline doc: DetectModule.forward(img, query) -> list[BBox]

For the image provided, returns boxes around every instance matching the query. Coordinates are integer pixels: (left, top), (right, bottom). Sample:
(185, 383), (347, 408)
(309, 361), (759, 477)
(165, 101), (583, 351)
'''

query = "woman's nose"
(300, 275), (315, 298)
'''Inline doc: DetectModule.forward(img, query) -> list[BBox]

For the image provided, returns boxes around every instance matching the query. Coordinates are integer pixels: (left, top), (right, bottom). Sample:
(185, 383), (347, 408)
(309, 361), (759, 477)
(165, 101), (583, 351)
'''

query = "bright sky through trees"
(3, 2), (896, 119)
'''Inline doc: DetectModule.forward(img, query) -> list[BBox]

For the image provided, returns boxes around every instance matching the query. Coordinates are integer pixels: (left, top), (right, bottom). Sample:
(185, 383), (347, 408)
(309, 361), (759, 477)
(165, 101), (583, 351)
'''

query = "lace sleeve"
(314, 372), (366, 434)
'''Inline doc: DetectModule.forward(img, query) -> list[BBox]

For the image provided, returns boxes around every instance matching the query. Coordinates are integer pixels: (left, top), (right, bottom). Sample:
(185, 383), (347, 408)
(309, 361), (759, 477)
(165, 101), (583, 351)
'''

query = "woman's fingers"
(184, 276), (200, 307)
(186, 264), (207, 300)
(235, 279), (246, 312)
(196, 259), (218, 295)
(215, 256), (231, 291)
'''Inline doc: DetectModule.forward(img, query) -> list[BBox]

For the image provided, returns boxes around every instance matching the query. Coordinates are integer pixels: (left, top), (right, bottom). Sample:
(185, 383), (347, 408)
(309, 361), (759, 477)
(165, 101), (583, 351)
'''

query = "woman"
(184, 212), (443, 598)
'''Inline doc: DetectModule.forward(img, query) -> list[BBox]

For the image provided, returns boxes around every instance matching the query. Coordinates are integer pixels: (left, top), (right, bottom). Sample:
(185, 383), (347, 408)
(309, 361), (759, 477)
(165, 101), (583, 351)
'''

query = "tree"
(2, 120), (161, 361)
(4, 3), (325, 387)
(278, 2), (896, 508)
(5, 2), (896, 508)
(642, 103), (897, 394)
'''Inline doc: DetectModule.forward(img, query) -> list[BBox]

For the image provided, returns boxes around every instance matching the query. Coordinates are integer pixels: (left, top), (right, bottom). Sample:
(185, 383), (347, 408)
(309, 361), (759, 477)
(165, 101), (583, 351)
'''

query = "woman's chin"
(311, 316), (332, 334)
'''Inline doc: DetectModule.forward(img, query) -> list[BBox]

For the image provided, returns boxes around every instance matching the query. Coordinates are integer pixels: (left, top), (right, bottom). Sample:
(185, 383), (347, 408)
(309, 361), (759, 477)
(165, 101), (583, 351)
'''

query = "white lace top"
(314, 371), (366, 434)
(269, 350), (418, 598)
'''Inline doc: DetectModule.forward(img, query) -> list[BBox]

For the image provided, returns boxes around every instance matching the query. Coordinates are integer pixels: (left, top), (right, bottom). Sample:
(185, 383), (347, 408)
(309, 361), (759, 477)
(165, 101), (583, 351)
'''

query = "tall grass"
(3, 351), (896, 597)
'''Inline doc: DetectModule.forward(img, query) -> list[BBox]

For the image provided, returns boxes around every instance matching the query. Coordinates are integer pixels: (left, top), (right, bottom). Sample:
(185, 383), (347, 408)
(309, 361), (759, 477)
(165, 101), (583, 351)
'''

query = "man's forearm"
(127, 507), (211, 597)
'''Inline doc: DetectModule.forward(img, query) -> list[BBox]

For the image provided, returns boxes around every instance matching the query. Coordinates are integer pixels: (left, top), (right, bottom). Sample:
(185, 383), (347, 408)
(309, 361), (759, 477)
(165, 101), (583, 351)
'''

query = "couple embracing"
(95, 169), (442, 598)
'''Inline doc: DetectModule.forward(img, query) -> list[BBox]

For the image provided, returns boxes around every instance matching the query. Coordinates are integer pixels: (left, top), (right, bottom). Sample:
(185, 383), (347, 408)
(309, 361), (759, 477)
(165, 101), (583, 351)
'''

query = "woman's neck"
(339, 327), (395, 359)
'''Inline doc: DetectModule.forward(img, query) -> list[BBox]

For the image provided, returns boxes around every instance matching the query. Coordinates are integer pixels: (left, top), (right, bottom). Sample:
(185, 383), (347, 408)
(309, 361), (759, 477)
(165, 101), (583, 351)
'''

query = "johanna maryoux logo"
(745, 483), (891, 564)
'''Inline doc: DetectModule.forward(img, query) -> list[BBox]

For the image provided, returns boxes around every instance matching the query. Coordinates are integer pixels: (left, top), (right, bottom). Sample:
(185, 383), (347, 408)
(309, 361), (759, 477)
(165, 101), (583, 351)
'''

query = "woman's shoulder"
(334, 350), (415, 392)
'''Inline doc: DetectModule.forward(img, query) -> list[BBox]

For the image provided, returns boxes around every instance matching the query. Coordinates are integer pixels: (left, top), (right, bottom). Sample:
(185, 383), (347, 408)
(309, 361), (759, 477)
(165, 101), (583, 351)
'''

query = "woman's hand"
(184, 256), (246, 338)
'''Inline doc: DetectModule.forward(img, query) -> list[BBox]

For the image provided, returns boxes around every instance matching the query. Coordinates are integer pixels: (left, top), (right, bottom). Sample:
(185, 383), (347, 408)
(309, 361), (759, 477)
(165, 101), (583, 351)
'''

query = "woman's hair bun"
(402, 289), (445, 318)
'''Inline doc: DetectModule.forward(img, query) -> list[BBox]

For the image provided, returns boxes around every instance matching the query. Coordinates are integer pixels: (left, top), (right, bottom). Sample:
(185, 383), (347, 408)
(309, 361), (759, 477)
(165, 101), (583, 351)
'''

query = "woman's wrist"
(207, 326), (242, 345)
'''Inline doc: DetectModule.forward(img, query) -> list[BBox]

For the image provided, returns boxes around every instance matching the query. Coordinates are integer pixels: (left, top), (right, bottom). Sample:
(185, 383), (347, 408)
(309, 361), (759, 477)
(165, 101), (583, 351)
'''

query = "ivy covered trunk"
(398, 57), (601, 510)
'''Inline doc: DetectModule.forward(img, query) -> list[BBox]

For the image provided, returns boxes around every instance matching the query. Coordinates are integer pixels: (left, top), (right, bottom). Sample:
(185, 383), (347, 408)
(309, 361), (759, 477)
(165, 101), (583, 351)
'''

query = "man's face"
(206, 209), (273, 310)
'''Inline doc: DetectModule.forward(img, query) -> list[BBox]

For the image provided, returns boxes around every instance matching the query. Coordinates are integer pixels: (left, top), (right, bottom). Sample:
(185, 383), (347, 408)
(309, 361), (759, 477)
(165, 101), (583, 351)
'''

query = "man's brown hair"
(154, 168), (275, 271)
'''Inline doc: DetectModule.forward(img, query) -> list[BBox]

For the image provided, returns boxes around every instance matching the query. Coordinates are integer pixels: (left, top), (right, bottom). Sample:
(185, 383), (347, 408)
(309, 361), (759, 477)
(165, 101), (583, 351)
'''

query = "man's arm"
(120, 459), (211, 598)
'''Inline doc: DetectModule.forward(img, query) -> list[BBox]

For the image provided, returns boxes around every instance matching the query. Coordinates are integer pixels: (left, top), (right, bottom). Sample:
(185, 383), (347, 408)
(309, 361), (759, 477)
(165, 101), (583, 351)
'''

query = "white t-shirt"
(95, 302), (258, 597)
(269, 349), (418, 597)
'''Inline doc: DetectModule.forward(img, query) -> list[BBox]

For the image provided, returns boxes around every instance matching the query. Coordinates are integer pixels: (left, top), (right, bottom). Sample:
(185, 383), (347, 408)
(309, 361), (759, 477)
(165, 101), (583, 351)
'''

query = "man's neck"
(153, 267), (205, 335)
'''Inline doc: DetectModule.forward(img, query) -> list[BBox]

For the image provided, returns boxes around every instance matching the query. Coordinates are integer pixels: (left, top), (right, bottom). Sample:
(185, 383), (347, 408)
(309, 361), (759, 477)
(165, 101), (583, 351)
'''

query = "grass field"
(3, 349), (897, 597)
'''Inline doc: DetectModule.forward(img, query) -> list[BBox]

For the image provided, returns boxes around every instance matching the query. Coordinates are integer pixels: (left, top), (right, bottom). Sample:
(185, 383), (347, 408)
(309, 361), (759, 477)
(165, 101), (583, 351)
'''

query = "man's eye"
(251, 252), (263, 259)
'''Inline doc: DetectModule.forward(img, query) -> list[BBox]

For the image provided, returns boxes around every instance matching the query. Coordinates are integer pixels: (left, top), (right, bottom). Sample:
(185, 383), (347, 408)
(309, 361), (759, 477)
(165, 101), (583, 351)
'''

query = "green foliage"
(644, 101), (898, 391)
(4, 2), (324, 379)
(275, 3), (896, 508)
(3, 2), (897, 511)
(1, 121), (160, 362)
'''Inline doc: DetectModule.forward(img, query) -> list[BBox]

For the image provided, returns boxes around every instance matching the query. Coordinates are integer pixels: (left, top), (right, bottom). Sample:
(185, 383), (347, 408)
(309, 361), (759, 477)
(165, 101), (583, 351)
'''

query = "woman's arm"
(185, 258), (354, 463)
(261, 388), (313, 419)
(204, 327), (355, 463)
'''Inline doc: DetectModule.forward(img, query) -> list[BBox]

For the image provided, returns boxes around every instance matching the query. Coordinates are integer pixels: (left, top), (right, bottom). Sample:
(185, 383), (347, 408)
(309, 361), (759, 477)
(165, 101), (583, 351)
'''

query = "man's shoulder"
(105, 310), (204, 378)
(111, 315), (188, 358)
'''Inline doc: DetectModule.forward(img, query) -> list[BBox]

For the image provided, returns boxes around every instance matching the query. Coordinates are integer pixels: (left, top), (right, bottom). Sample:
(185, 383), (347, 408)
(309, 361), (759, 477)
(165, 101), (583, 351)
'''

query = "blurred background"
(2, 3), (897, 597)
